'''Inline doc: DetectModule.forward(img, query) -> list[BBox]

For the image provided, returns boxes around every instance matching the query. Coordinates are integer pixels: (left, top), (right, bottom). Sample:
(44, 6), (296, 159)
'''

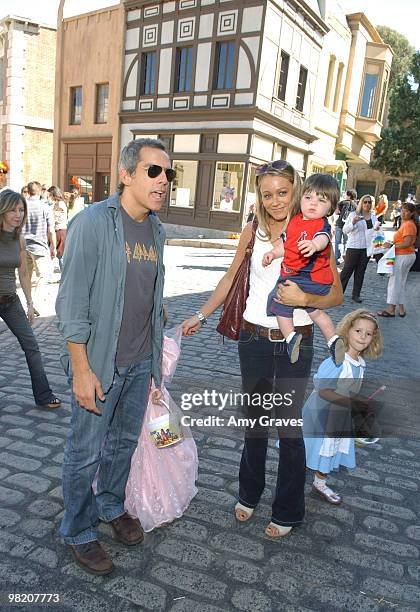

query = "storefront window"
(213, 162), (244, 212)
(68, 175), (93, 204)
(170, 161), (197, 208)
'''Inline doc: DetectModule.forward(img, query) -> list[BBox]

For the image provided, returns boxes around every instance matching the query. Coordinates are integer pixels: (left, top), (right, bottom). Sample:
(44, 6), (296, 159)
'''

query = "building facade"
(0, 15), (56, 190)
(309, 7), (392, 193)
(52, 4), (125, 202)
(121, 0), (329, 232)
(53, 0), (394, 230)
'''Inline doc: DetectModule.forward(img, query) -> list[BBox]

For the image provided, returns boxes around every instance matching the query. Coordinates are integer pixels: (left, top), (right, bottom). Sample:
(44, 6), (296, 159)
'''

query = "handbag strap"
(245, 218), (258, 257)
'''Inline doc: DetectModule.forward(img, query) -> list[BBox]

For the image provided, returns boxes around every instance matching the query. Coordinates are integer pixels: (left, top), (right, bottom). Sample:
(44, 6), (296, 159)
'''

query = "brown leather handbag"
(216, 219), (258, 340)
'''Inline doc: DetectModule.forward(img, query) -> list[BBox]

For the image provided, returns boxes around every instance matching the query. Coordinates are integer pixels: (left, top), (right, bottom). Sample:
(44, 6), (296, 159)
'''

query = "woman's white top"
(343, 211), (378, 256)
(243, 229), (312, 329)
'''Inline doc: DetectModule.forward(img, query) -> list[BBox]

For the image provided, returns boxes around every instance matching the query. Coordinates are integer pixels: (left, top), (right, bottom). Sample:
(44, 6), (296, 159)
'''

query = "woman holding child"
(182, 161), (343, 537)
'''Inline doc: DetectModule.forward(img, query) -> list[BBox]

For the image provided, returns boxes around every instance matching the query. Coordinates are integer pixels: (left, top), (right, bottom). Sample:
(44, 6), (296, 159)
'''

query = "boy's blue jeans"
(60, 358), (151, 545)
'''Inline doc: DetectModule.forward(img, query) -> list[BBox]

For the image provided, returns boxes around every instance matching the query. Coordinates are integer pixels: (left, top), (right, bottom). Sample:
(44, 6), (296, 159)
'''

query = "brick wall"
(24, 27), (56, 121)
(23, 128), (53, 186)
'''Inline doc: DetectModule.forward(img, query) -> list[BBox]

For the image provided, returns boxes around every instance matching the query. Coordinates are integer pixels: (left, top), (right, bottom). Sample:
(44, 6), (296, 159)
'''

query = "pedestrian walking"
(303, 310), (383, 504)
(0, 189), (61, 408)
(56, 138), (172, 575)
(375, 194), (388, 225)
(181, 159), (343, 537)
(334, 189), (357, 263)
(47, 186), (68, 271)
(340, 195), (379, 303)
(377, 202), (419, 318)
(22, 181), (56, 312)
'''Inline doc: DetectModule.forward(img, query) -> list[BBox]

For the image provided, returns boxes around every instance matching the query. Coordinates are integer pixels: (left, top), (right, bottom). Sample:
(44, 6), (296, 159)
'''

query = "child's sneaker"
(287, 332), (302, 364)
(329, 336), (345, 366)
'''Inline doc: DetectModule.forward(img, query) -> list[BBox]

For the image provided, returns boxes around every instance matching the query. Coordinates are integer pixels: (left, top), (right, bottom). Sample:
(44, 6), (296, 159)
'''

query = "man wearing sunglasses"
(56, 138), (174, 575)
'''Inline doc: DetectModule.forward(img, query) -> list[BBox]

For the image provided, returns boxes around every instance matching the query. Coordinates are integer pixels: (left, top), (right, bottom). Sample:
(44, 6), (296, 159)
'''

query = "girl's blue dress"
(303, 354), (365, 473)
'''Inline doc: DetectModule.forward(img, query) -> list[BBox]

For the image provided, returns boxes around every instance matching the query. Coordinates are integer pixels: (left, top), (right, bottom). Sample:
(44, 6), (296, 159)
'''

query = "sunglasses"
(363, 199), (372, 203)
(256, 160), (291, 176)
(146, 164), (176, 182)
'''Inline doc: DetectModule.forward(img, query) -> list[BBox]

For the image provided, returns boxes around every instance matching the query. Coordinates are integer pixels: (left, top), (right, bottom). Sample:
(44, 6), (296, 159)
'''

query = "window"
(378, 70), (389, 123)
(95, 83), (109, 123)
(295, 66), (308, 112)
(140, 52), (157, 95)
(176, 47), (193, 93)
(277, 51), (290, 102)
(68, 175), (93, 204)
(213, 162), (244, 212)
(215, 42), (235, 90)
(360, 72), (378, 118)
(324, 55), (335, 108)
(70, 86), (82, 125)
(170, 161), (198, 208)
(401, 181), (415, 202)
(383, 180), (400, 201)
(333, 62), (344, 113)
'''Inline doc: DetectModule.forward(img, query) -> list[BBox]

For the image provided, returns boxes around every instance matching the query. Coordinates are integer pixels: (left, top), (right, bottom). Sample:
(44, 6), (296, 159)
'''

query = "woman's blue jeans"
(0, 295), (53, 404)
(60, 358), (151, 545)
(237, 326), (313, 527)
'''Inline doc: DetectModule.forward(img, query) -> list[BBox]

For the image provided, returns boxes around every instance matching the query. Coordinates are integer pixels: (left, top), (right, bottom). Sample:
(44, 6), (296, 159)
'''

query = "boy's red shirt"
(281, 213), (333, 284)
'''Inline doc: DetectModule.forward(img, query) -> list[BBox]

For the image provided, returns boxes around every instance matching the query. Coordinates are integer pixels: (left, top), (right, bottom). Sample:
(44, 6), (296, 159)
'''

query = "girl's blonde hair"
(0, 189), (27, 240)
(336, 309), (383, 360)
(356, 194), (375, 215)
(255, 161), (302, 241)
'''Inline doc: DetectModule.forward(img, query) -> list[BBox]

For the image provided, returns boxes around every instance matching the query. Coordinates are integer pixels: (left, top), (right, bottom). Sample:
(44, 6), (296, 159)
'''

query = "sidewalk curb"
(166, 238), (238, 249)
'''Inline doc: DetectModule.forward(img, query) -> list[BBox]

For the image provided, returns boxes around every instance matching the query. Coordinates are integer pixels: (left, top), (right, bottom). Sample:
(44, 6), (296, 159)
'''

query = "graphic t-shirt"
(115, 209), (157, 366)
(281, 213), (333, 284)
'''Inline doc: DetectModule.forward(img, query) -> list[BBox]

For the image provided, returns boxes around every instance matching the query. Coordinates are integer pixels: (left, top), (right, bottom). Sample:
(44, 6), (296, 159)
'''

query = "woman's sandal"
(377, 310), (395, 318)
(312, 484), (342, 505)
(265, 522), (292, 538)
(38, 397), (61, 409)
(234, 502), (254, 522)
(399, 310), (406, 317)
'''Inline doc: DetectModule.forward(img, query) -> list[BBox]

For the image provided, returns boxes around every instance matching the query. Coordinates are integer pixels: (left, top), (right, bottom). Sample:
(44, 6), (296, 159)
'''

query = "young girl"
(303, 310), (383, 504)
(124, 328), (198, 531)
(264, 173), (344, 365)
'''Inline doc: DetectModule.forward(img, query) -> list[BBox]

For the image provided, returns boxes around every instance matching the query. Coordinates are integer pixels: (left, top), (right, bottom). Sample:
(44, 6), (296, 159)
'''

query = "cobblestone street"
(0, 243), (419, 611)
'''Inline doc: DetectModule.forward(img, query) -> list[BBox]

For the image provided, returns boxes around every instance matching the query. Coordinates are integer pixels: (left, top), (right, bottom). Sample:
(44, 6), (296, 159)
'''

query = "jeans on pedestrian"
(0, 295), (53, 404)
(237, 326), (313, 527)
(60, 358), (152, 545)
(334, 227), (347, 262)
(340, 247), (370, 299)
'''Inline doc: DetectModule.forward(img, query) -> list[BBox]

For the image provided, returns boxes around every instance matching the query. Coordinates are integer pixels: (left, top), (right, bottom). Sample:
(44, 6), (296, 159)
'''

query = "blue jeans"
(0, 295), (53, 404)
(60, 358), (151, 544)
(334, 227), (347, 262)
(237, 326), (313, 526)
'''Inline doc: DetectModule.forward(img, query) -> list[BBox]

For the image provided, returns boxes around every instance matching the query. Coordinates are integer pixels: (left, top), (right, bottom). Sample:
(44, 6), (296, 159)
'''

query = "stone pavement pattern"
(0, 245), (419, 611)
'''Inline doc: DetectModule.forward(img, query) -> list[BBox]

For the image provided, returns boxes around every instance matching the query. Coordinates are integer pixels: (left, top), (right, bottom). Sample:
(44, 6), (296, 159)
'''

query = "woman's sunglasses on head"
(256, 160), (291, 176)
(146, 165), (176, 182)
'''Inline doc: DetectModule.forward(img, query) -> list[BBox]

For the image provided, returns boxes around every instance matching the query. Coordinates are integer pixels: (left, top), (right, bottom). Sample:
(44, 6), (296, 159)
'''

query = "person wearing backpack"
(334, 189), (357, 264)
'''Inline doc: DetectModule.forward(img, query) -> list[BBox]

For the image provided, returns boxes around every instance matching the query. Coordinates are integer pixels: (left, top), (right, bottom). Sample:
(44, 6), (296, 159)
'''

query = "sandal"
(265, 522), (292, 538)
(312, 484), (342, 505)
(399, 310), (406, 317)
(377, 310), (395, 318)
(234, 502), (254, 522)
(38, 397), (61, 409)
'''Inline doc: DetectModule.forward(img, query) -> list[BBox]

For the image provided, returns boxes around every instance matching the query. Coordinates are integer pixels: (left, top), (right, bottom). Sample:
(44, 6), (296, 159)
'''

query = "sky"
(0, 0), (419, 49)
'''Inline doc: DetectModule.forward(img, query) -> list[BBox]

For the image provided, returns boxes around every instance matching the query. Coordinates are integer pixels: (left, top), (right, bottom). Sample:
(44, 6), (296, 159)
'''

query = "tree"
(376, 26), (415, 91)
(370, 52), (420, 181)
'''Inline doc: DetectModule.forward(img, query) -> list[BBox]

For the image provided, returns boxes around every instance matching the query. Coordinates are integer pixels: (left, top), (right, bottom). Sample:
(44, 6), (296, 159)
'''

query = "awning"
(324, 160), (347, 173)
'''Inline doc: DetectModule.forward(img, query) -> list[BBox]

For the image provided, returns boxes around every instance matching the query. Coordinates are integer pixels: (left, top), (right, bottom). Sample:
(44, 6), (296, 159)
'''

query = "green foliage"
(376, 26), (415, 91)
(371, 52), (420, 182)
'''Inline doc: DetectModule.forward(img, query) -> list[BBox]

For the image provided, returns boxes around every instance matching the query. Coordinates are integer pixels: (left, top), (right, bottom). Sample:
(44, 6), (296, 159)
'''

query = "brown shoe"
(108, 513), (144, 546)
(69, 540), (115, 575)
